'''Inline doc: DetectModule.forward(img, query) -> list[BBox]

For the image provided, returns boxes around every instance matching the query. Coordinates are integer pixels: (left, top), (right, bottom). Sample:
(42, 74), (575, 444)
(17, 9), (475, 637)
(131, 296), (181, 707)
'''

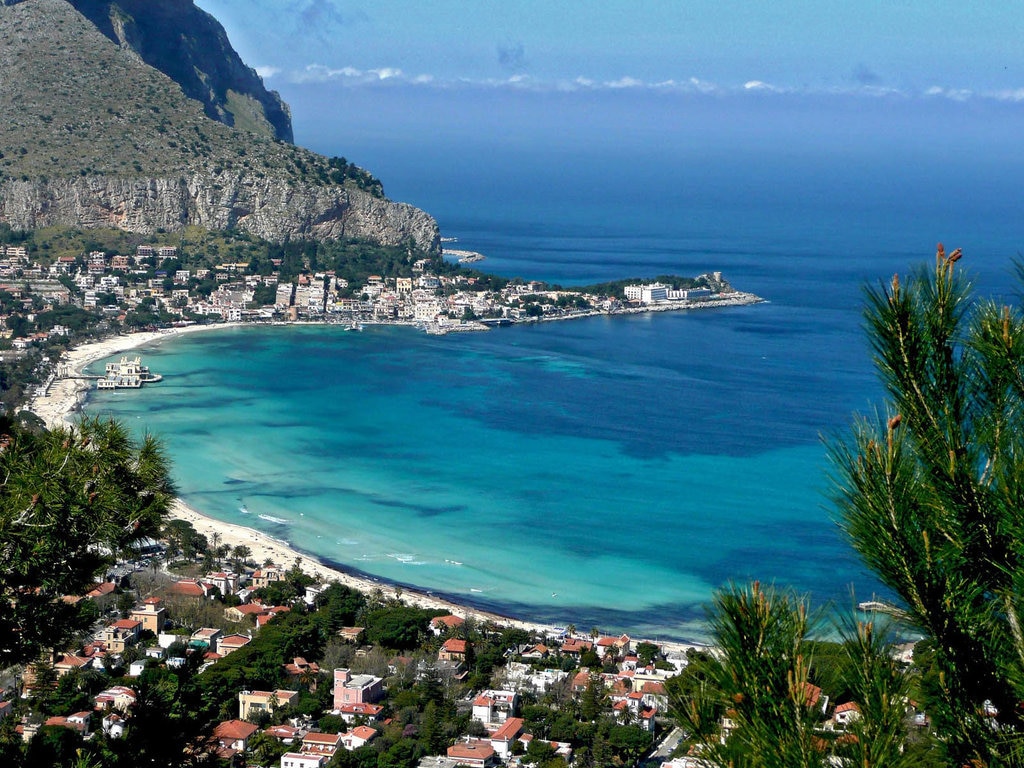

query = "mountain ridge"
(0, 0), (439, 251)
(67, 0), (293, 142)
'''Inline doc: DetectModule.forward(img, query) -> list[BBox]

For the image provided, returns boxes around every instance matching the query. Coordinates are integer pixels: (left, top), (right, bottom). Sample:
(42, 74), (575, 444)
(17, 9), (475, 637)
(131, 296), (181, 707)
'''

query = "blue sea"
(85, 118), (1024, 641)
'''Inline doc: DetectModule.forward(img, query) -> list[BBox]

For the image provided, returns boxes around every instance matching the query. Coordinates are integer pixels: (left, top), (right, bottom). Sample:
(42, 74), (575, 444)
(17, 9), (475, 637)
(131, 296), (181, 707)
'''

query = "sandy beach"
(21, 325), (587, 639)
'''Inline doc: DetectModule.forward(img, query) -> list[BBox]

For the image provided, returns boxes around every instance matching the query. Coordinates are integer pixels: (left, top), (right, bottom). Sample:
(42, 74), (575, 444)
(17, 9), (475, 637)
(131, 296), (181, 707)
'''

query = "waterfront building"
(624, 283), (669, 303)
(96, 356), (162, 389)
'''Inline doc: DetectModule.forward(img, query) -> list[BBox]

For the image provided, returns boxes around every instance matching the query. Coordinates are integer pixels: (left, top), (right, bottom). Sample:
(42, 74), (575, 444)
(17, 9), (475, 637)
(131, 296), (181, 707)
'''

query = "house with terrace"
(471, 690), (519, 726)
(333, 668), (384, 709)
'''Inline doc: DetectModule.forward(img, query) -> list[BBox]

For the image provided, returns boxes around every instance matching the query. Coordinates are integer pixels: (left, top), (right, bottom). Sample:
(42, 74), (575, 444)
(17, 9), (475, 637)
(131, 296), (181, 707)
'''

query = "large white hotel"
(624, 283), (713, 304)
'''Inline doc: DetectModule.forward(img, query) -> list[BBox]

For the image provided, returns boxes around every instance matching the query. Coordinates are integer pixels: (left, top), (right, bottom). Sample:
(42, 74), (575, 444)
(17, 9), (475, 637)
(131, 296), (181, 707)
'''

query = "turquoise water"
(82, 136), (1024, 640)
(87, 309), (866, 641)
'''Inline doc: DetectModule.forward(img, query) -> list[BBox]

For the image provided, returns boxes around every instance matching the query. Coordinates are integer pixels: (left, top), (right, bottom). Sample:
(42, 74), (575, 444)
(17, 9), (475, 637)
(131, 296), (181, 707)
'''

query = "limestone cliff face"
(0, 0), (440, 251)
(0, 174), (439, 249)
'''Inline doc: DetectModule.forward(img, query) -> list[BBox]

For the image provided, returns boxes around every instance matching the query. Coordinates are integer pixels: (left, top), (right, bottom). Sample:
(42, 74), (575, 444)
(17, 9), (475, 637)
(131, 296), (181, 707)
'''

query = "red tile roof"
(490, 717), (523, 742)
(448, 741), (495, 761)
(86, 582), (116, 598)
(339, 703), (383, 716)
(303, 731), (342, 746)
(802, 682), (822, 708)
(233, 604), (269, 615)
(214, 719), (258, 742)
(170, 580), (207, 597)
(264, 724), (301, 740)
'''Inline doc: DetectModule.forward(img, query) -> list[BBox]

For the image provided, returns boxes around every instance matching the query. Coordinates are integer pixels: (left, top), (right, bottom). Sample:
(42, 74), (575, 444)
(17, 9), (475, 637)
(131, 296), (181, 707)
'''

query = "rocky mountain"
(0, 0), (439, 251)
(67, 0), (293, 142)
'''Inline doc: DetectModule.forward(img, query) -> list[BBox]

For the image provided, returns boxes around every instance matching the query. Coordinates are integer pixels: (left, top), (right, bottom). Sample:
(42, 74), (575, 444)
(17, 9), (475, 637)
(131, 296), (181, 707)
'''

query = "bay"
(85, 144), (1024, 641)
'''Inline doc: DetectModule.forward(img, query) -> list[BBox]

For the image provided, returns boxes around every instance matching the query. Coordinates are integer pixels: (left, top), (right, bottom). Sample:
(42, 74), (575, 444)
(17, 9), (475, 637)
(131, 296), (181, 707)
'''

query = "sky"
(191, 0), (1024, 220)
(196, 1), (1024, 100)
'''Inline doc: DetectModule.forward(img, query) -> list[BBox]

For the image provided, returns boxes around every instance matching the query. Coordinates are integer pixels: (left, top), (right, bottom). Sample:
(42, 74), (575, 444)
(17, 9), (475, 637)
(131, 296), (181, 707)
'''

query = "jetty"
(857, 598), (907, 620)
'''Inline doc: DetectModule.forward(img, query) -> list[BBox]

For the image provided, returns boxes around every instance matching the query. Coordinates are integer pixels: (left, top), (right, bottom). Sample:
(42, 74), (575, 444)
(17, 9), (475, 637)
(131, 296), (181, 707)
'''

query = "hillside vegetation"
(0, 0), (345, 183)
(68, 0), (293, 141)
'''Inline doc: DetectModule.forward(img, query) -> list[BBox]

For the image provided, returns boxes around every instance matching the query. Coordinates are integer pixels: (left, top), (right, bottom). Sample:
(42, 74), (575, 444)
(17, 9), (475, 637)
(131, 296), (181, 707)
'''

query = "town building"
(129, 597), (166, 634)
(471, 690), (519, 726)
(238, 689), (299, 720)
(333, 668), (384, 709)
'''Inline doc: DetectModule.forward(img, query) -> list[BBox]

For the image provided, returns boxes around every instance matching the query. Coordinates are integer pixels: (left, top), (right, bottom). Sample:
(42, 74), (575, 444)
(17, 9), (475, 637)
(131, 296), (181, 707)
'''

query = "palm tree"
(231, 544), (251, 573)
(215, 543), (231, 568)
(208, 531), (221, 560)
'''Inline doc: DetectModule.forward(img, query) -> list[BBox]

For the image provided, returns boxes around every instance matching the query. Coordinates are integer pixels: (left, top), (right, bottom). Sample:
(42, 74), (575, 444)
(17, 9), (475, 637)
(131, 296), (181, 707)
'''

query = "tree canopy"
(0, 417), (174, 667)
(828, 246), (1024, 764)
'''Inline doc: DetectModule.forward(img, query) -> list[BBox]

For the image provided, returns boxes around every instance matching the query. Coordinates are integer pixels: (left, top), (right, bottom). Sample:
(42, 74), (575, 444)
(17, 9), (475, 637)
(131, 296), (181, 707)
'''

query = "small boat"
(239, 504), (249, 514)
(346, 322), (363, 332)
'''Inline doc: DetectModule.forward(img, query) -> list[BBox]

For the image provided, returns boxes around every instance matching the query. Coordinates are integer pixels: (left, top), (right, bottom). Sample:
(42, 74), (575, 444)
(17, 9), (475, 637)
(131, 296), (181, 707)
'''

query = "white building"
(471, 690), (519, 726)
(624, 283), (669, 303)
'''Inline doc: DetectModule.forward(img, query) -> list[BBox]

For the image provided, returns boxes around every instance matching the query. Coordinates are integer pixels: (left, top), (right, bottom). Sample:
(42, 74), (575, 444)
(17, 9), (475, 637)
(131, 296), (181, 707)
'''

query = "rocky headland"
(0, 0), (439, 250)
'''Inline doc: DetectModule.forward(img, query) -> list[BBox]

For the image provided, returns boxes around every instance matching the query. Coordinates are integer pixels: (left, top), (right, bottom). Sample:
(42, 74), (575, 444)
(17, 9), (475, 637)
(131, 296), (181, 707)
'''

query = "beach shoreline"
(23, 323), (705, 652)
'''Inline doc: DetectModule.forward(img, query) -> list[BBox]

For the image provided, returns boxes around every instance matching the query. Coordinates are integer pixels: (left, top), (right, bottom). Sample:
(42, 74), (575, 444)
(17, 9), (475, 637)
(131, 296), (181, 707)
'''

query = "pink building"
(332, 669), (384, 710)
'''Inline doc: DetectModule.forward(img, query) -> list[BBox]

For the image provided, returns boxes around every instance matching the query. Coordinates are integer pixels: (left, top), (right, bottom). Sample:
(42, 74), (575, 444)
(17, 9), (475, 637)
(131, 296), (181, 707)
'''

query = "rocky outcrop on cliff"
(0, 174), (438, 246)
(67, 0), (293, 142)
(0, 0), (439, 251)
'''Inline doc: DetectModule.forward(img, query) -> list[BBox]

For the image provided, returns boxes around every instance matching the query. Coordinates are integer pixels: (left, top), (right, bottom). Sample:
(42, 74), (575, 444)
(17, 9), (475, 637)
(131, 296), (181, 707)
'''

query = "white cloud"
(255, 66), (280, 79)
(989, 88), (1024, 102)
(292, 64), (400, 84)
(924, 85), (974, 101)
(688, 77), (720, 94)
(605, 76), (644, 89)
(743, 80), (790, 93)
(281, 64), (1024, 107)
(370, 67), (403, 80)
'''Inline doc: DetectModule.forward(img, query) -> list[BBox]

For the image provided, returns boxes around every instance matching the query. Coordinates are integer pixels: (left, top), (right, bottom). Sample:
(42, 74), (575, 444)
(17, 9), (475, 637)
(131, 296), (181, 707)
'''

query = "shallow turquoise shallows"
(85, 144), (1024, 640)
